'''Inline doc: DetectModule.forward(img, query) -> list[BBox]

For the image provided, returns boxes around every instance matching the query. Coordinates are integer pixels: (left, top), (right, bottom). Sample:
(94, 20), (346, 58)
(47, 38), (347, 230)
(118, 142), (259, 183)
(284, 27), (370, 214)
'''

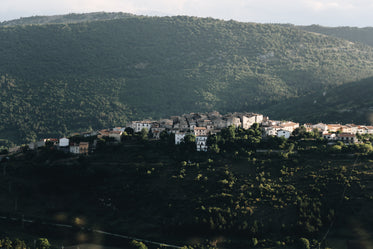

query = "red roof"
(338, 133), (355, 137)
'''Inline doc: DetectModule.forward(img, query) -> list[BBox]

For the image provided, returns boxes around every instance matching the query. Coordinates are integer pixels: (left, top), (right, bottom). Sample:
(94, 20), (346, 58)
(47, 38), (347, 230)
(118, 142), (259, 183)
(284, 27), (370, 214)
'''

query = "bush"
(35, 238), (50, 249)
(130, 240), (148, 249)
(298, 238), (310, 249)
(329, 145), (342, 153)
(251, 238), (258, 247)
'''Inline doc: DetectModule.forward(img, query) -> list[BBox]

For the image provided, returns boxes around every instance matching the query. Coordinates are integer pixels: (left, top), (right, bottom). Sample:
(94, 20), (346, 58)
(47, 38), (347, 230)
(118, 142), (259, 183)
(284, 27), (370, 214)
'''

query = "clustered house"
(18, 111), (372, 155)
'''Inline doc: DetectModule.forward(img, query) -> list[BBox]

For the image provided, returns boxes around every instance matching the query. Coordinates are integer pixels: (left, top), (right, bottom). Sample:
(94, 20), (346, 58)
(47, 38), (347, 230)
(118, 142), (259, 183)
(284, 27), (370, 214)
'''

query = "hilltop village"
(8, 111), (371, 156)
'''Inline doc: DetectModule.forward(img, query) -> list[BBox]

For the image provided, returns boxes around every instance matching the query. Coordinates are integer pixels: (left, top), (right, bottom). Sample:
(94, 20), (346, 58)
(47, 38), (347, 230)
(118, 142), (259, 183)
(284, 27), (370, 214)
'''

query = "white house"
(323, 133), (336, 141)
(113, 127), (126, 132)
(196, 136), (208, 152)
(303, 123), (314, 132)
(189, 121), (197, 130)
(241, 114), (264, 129)
(312, 123), (328, 132)
(277, 130), (291, 139)
(151, 127), (166, 139)
(98, 130), (122, 142)
(213, 119), (228, 129)
(241, 115), (257, 129)
(160, 119), (173, 129)
(175, 132), (186, 144)
(194, 127), (208, 136)
(79, 142), (89, 155)
(344, 124), (358, 134)
(82, 131), (98, 137)
(28, 140), (45, 150)
(8, 146), (21, 154)
(337, 133), (358, 144)
(109, 131), (122, 142)
(131, 121), (153, 133)
(28, 142), (36, 150)
(357, 126), (368, 134)
(180, 121), (189, 130)
(280, 122), (299, 133)
(263, 126), (282, 136)
(70, 144), (80, 154)
(253, 114), (264, 124)
(226, 116), (241, 128)
(327, 124), (343, 132)
(59, 138), (69, 147)
(69, 142), (89, 154)
(205, 120), (214, 130)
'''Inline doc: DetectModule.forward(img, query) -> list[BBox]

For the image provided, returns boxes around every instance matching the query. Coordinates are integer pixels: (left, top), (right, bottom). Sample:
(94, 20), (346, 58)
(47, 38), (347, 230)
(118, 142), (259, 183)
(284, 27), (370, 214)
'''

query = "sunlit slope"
(0, 12), (135, 26)
(295, 24), (373, 47)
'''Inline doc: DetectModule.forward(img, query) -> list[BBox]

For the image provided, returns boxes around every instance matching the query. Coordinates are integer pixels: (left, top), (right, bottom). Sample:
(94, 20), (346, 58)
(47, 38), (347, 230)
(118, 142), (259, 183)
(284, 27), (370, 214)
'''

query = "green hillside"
(263, 77), (373, 124)
(294, 24), (373, 47)
(0, 12), (134, 26)
(2, 15), (373, 144)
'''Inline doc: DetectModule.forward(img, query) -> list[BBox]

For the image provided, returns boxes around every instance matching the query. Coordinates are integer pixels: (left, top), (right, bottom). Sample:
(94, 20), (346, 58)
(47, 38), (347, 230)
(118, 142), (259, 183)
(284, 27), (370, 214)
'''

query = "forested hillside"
(263, 77), (373, 124)
(0, 12), (134, 26)
(2, 14), (373, 144)
(294, 24), (373, 47)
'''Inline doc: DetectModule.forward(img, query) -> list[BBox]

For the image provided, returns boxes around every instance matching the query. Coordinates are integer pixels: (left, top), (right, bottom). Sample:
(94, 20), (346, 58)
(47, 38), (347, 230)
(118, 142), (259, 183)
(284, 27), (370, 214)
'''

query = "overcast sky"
(1, 0), (373, 27)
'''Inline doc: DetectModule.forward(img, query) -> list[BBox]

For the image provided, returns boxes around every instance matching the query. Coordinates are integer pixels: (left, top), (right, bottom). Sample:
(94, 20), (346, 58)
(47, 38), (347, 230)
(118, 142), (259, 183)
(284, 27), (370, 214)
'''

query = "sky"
(1, 0), (373, 27)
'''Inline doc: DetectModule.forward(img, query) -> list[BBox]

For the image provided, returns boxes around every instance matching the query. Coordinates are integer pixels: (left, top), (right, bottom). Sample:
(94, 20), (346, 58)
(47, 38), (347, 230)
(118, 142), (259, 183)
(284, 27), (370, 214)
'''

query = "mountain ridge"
(0, 12), (135, 26)
(281, 24), (373, 47)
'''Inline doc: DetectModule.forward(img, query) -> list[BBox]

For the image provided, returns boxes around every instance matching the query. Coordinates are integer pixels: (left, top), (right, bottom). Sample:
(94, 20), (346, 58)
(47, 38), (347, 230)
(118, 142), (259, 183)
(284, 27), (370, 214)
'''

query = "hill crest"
(0, 12), (135, 26)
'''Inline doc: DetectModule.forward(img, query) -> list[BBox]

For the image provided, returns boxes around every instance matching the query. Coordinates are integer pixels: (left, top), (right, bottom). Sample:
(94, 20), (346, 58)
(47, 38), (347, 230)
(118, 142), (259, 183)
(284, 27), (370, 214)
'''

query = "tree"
(125, 127), (134, 136)
(184, 134), (196, 143)
(160, 130), (174, 146)
(288, 143), (295, 153)
(0, 148), (8, 155)
(251, 123), (260, 130)
(13, 239), (26, 249)
(292, 126), (307, 138)
(207, 134), (218, 146)
(209, 144), (220, 154)
(140, 128), (149, 140)
(298, 238), (310, 249)
(224, 125), (236, 140)
(0, 237), (12, 249)
(36, 238), (50, 249)
(130, 240), (148, 249)
(180, 134), (196, 152)
(251, 238), (259, 247)
(357, 143), (373, 154)
(160, 130), (170, 142)
(330, 145), (342, 153)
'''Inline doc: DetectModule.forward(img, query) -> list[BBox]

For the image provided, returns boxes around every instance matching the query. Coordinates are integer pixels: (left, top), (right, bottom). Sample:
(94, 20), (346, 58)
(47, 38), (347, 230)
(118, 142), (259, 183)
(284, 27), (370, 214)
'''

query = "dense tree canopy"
(263, 76), (373, 124)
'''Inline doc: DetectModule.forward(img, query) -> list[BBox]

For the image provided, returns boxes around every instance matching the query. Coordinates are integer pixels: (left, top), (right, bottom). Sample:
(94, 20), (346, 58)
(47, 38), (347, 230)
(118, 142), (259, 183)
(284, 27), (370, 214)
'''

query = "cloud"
(305, 0), (356, 11)
(68, 0), (137, 12)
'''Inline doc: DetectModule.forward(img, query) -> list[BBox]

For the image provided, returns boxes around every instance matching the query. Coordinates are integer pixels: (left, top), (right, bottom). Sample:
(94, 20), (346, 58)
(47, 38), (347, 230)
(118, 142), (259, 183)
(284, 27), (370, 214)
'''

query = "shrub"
(36, 238), (50, 249)
(251, 238), (258, 247)
(130, 240), (148, 249)
(298, 238), (310, 249)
